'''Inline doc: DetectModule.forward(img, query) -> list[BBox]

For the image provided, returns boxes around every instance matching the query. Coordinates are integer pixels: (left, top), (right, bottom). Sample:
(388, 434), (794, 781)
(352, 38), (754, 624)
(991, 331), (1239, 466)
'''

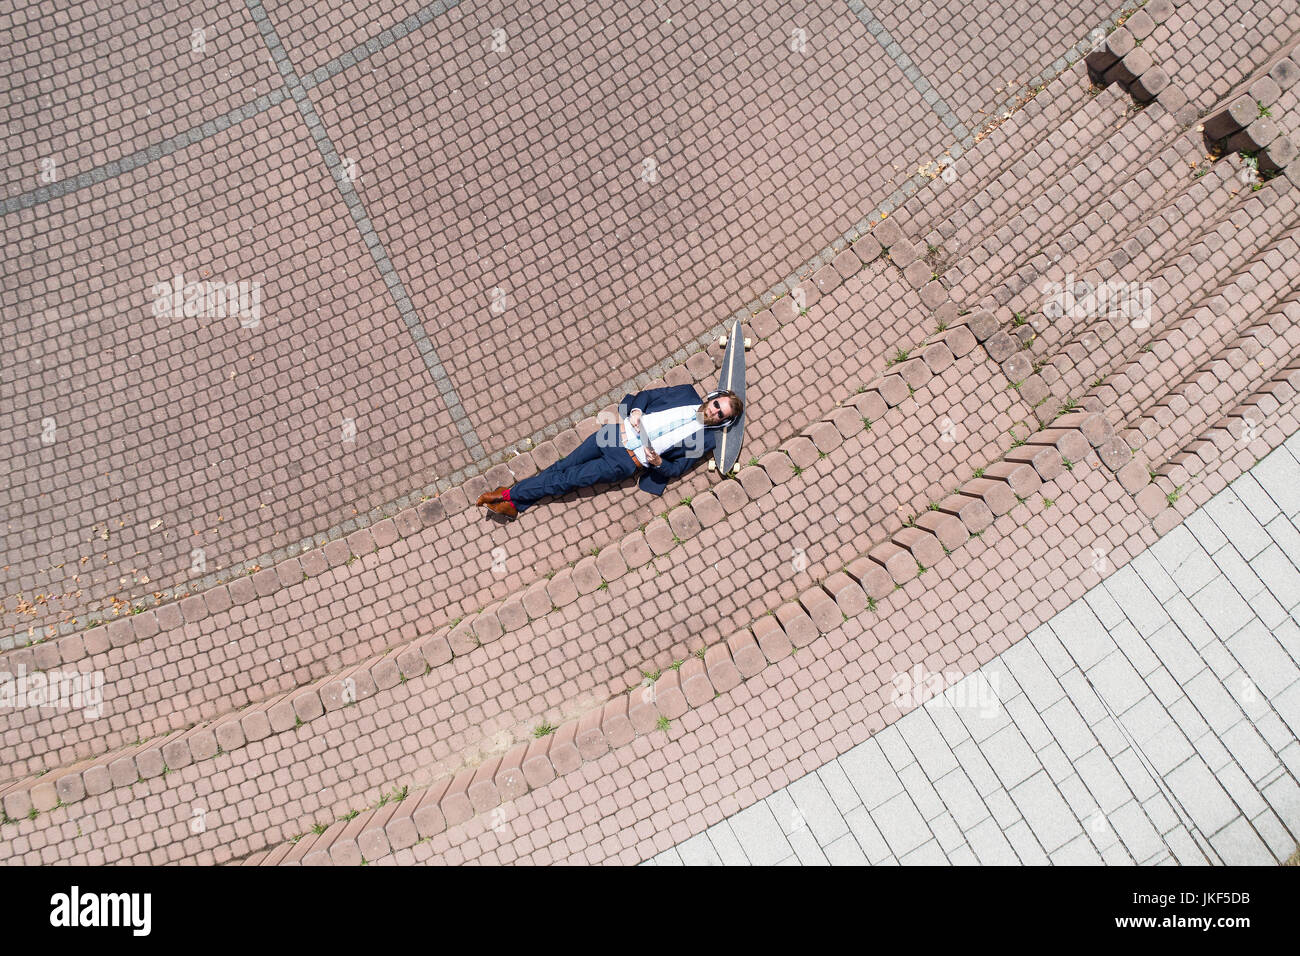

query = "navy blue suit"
(508, 384), (715, 512)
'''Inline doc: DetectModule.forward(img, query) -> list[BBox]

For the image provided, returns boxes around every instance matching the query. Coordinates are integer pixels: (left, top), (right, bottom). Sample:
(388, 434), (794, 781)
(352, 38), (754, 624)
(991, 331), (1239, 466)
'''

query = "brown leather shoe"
(476, 486), (508, 506)
(485, 498), (518, 518)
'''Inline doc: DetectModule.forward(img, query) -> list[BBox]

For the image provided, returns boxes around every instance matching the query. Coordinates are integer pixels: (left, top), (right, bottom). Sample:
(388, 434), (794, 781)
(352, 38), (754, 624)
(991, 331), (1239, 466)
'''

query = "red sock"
(502, 488), (512, 502)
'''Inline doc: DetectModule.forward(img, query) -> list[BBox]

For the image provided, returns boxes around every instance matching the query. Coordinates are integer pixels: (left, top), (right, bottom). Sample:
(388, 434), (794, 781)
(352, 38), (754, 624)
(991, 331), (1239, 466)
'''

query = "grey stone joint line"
(244, 0), (484, 460)
(1082, 671), (1211, 864)
(2, 0), (461, 217)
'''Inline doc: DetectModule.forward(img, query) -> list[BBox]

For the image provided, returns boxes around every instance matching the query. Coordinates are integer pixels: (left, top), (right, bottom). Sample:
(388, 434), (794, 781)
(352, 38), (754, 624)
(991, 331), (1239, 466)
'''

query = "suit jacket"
(618, 384), (716, 496)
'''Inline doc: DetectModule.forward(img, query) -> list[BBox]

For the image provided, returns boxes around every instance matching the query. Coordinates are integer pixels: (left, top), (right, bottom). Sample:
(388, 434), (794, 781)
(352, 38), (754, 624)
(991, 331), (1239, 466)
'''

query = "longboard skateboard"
(713, 318), (747, 474)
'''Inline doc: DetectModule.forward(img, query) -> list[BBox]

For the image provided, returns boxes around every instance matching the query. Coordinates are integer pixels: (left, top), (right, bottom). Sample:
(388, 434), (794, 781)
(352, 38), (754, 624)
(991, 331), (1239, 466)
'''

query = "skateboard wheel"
(719, 335), (727, 347)
(707, 460), (716, 470)
(744, 338), (751, 348)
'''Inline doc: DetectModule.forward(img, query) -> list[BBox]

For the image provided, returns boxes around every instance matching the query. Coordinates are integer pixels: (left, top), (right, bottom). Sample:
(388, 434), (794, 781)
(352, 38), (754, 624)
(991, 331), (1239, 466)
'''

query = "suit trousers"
(508, 423), (639, 512)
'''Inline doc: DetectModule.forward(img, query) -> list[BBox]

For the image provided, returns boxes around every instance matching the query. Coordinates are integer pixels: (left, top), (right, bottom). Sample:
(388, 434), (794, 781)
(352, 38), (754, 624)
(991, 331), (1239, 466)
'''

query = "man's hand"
(628, 408), (642, 429)
(634, 414), (662, 467)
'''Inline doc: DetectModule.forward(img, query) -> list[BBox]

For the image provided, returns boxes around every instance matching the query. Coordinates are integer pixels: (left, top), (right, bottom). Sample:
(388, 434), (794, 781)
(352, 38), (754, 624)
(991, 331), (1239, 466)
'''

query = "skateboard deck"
(713, 318), (747, 474)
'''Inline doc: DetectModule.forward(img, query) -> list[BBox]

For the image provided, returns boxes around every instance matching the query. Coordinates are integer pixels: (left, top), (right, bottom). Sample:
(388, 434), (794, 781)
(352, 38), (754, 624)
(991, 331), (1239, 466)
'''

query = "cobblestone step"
(1100, 215), (1300, 431)
(1126, 293), (1300, 474)
(0, 274), (1029, 843)
(0, 249), (921, 776)
(896, 62), (1095, 242)
(232, 410), (1109, 866)
(0, 334), (1040, 861)
(937, 82), (1135, 287)
(1139, 347), (1300, 532)
(1147, 0), (1300, 117)
(1024, 161), (1292, 421)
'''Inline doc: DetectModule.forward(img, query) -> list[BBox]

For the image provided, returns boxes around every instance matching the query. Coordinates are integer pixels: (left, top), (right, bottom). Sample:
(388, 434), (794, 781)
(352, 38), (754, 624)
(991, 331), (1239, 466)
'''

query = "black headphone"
(703, 389), (742, 428)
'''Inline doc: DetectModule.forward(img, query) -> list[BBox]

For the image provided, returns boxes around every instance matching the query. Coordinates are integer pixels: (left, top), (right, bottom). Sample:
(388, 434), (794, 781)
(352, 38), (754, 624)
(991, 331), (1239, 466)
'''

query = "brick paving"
(3, 0), (1131, 637)
(649, 432), (1300, 864)
(4, 0), (1300, 866)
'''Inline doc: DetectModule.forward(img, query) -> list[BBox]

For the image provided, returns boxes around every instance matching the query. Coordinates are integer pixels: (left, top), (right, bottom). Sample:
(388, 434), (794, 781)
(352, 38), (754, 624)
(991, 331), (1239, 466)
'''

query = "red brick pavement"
(4, 0), (1126, 637)
(8, 0), (1300, 866)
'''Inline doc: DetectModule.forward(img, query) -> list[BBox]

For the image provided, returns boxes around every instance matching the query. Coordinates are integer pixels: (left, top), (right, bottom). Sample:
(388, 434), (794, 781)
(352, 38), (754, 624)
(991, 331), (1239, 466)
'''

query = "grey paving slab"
(1212, 541), (1269, 604)
(1038, 741), (1074, 784)
(823, 831), (870, 865)
(1006, 694), (1055, 751)
(1084, 585), (1128, 631)
(1184, 508), (1229, 554)
(1248, 446), (1300, 517)
(1143, 721), (1196, 776)
(1051, 832), (1104, 865)
(1075, 746), (1134, 813)
(706, 820), (750, 866)
(899, 838), (950, 865)
(898, 761), (948, 821)
(1041, 696), (1099, 760)
(1051, 600), (1115, 669)
(947, 844), (980, 865)
(1168, 696), (1211, 744)
(1109, 800), (1166, 862)
(1219, 720), (1282, 784)
(1146, 623), (1204, 685)
(1113, 747), (1161, 803)
(1003, 640), (1066, 711)
(1193, 575), (1256, 640)
(1204, 488), (1272, 559)
(1184, 668), (1247, 735)
(788, 771), (851, 846)
(817, 759), (865, 815)
(933, 766), (992, 830)
(676, 830), (724, 866)
(980, 723), (1041, 790)
(924, 696), (974, 749)
(726, 801), (793, 866)
(1264, 514), (1300, 572)
(966, 815), (1020, 865)
(1208, 816), (1273, 865)
(952, 737), (1002, 797)
(1164, 757), (1240, 836)
(927, 809), (966, 854)
(1251, 808), (1296, 862)
(844, 805), (893, 864)
(1117, 695), (1170, 747)
(1087, 649), (1149, 715)
(1227, 619), (1300, 698)
(1109, 619), (1162, 678)
(1274, 680), (1300, 740)
(1105, 564), (1170, 637)
(1166, 825), (1214, 865)
(870, 791), (934, 858)
(672, 438), (1300, 865)
(1191, 729), (1233, 775)
(1261, 774), (1300, 836)
(1150, 523), (1201, 574)
(1164, 592), (1218, 649)
(984, 788), (1022, 829)
(838, 738), (905, 810)
(1028, 625), (1075, 677)
(788, 826), (831, 866)
(1231, 471), (1283, 526)
(875, 724), (917, 772)
(896, 709), (960, 780)
(1012, 771), (1084, 853)
(1214, 760), (1267, 821)
(1141, 795), (1179, 838)
(1003, 818), (1050, 865)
